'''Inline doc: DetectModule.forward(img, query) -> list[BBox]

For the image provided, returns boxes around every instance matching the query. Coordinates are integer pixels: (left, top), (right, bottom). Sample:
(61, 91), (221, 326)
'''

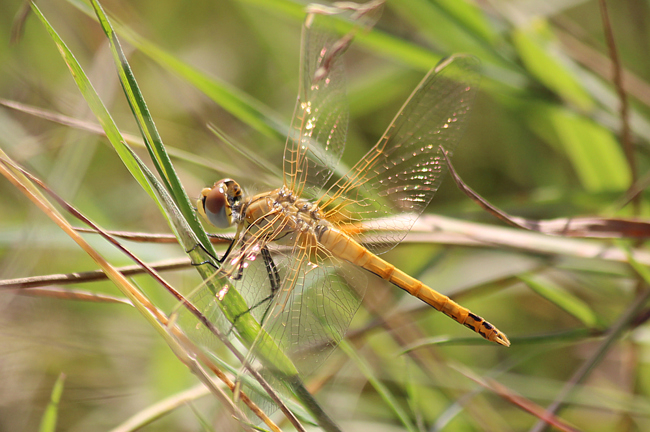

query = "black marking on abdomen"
(481, 321), (494, 330)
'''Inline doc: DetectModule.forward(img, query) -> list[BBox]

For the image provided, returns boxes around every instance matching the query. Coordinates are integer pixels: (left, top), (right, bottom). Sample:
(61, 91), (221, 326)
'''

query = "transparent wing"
(258, 243), (365, 375)
(225, 232), (365, 377)
(174, 234), (286, 423)
(283, 12), (349, 199)
(188, 212), (365, 370)
(319, 54), (481, 254)
(195, 230), (365, 421)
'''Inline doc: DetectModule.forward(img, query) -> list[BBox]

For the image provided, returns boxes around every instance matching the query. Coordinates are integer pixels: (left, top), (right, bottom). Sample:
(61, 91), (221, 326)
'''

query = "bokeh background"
(2, 0), (650, 431)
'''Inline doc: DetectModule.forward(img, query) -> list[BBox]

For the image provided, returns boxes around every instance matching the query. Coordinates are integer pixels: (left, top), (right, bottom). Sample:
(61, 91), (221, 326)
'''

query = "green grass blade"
(340, 339), (418, 432)
(38, 373), (65, 432)
(519, 273), (602, 328)
(435, 0), (501, 46)
(236, 0), (438, 70)
(523, 101), (631, 192)
(34, 0), (298, 397)
(29, 1), (204, 257)
(87, 0), (214, 250)
(64, 0), (288, 140)
(28, 2), (155, 202)
(513, 23), (593, 111)
(124, 30), (289, 141)
(390, 0), (507, 67)
(86, 0), (299, 376)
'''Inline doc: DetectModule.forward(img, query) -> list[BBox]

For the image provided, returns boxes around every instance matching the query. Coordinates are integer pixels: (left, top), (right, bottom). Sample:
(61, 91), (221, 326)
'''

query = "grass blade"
(38, 373), (65, 432)
(340, 339), (418, 432)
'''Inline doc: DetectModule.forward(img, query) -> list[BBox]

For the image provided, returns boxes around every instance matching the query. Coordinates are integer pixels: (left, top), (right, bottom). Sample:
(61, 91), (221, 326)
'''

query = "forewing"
(283, 13), (348, 199)
(319, 54), (481, 253)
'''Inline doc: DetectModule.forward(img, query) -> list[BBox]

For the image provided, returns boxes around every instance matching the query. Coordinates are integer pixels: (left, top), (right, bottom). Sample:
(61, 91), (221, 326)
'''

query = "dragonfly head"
(197, 178), (242, 228)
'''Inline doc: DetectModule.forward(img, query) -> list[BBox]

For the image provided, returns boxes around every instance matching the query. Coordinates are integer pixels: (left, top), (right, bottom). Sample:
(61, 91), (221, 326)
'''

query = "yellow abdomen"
(319, 226), (510, 347)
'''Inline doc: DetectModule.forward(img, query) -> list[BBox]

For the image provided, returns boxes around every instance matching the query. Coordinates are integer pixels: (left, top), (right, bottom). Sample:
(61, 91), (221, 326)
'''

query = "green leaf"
(29, 2), (156, 203)
(519, 273), (602, 328)
(65, 0), (288, 140)
(35, 0), (298, 384)
(239, 0), (443, 72)
(513, 20), (594, 111)
(524, 101), (631, 192)
(38, 373), (66, 432)
(436, 0), (500, 46)
(30, 1), (208, 262)
(120, 27), (290, 141)
(87, 0), (299, 377)
(390, 0), (509, 69)
(340, 340), (418, 432)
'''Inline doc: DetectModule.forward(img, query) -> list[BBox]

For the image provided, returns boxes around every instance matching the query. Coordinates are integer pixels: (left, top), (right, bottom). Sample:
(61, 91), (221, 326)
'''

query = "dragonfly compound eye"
(198, 179), (235, 228)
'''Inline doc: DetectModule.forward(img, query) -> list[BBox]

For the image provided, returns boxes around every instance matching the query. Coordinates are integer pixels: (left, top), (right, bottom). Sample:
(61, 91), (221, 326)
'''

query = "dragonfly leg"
(261, 246), (281, 293)
(188, 221), (250, 270)
(185, 242), (221, 269)
(186, 225), (245, 269)
(229, 246), (281, 331)
(255, 246), (282, 325)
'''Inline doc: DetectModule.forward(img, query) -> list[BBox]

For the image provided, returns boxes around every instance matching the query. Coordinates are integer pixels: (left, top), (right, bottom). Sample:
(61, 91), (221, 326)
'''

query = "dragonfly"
(194, 8), (509, 381)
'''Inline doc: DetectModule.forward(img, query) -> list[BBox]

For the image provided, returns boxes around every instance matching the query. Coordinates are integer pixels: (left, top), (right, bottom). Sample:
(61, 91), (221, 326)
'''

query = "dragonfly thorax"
(240, 186), (330, 244)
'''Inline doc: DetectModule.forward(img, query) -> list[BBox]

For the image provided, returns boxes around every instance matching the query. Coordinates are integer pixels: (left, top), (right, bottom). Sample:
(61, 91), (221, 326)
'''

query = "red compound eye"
(198, 179), (234, 228)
